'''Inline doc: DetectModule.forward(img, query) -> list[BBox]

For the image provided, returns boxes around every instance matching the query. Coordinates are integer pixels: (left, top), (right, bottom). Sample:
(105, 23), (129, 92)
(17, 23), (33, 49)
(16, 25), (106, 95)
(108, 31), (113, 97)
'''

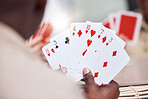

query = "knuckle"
(84, 74), (94, 81)
(110, 81), (119, 90)
(112, 82), (119, 91)
(84, 74), (96, 86)
(86, 85), (97, 93)
(114, 82), (119, 89)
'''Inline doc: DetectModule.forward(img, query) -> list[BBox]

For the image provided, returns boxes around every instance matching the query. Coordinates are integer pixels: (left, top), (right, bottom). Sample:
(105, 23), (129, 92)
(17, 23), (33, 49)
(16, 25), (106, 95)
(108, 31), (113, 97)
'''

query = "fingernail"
(84, 68), (90, 75)
(61, 67), (67, 73)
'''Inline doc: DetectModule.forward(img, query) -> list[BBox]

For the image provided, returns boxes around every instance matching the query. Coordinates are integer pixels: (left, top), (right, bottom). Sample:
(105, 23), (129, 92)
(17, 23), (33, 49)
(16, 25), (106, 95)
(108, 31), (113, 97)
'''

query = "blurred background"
(42, 0), (137, 36)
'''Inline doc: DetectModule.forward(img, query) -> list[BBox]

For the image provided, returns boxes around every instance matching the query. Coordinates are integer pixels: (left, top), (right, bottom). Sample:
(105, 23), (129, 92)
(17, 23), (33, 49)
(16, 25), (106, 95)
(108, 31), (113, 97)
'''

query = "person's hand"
(27, 36), (50, 61)
(83, 68), (120, 99)
(26, 23), (52, 61)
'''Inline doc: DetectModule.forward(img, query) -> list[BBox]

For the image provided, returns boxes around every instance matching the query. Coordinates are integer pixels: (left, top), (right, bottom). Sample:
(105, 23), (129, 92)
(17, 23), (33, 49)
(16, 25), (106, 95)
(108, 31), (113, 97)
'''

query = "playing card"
(68, 22), (101, 72)
(69, 23), (89, 63)
(50, 29), (70, 67)
(116, 11), (142, 44)
(50, 29), (80, 74)
(42, 43), (60, 70)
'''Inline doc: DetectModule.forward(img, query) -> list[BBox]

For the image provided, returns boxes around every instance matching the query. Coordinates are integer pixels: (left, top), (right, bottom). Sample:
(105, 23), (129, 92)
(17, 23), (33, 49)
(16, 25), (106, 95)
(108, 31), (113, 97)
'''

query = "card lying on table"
(42, 21), (130, 85)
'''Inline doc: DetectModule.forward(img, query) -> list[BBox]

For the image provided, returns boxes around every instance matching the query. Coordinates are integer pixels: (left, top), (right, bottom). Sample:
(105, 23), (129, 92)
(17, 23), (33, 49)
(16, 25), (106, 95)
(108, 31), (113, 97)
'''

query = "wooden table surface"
(114, 57), (148, 86)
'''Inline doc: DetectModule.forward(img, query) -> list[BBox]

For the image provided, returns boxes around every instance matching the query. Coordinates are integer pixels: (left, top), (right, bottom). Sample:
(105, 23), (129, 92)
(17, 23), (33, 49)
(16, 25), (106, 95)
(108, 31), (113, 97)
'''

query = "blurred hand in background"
(26, 23), (53, 61)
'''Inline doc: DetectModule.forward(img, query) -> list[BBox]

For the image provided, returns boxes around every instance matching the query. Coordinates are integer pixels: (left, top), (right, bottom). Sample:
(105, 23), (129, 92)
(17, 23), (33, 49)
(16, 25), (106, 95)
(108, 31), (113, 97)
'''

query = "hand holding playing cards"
(83, 68), (120, 99)
(42, 21), (130, 84)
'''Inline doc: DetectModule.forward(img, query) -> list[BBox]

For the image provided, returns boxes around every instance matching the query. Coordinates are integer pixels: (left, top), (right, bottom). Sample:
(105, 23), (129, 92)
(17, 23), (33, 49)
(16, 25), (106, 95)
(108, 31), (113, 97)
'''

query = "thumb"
(83, 68), (95, 86)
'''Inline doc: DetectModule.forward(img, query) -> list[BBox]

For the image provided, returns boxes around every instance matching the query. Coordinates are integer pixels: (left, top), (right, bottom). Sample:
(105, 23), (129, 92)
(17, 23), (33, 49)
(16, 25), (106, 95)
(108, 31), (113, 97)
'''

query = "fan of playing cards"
(42, 21), (130, 85)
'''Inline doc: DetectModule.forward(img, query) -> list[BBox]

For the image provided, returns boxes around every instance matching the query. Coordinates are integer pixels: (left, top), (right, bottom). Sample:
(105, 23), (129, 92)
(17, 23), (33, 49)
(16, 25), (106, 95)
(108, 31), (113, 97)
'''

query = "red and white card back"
(116, 11), (142, 44)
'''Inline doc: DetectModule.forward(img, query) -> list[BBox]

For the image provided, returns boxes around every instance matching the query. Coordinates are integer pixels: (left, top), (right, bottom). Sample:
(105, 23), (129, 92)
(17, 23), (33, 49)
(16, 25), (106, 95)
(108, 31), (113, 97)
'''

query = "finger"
(57, 67), (67, 74)
(27, 36), (43, 47)
(83, 68), (95, 86)
(42, 23), (53, 39)
(39, 51), (47, 61)
(41, 38), (50, 45)
(109, 80), (120, 99)
(30, 42), (45, 54)
(108, 80), (119, 90)
(115, 89), (120, 99)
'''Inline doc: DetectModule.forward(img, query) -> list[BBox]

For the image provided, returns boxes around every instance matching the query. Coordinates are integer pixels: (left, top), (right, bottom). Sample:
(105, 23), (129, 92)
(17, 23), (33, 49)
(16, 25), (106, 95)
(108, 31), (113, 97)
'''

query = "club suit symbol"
(65, 37), (70, 44)
(55, 45), (59, 48)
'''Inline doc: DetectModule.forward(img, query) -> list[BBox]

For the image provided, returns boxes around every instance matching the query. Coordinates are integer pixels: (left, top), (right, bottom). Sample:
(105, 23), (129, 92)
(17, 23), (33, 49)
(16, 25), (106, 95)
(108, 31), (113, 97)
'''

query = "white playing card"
(69, 22), (101, 72)
(50, 29), (81, 74)
(69, 23), (89, 64)
(42, 43), (60, 70)
(50, 29), (70, 67)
